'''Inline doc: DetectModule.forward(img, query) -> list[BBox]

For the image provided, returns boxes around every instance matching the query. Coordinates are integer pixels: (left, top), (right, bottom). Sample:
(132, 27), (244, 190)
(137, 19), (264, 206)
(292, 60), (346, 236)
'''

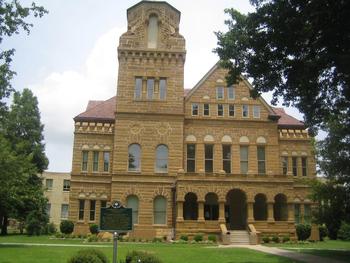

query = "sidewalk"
(218, 244), (346, 263)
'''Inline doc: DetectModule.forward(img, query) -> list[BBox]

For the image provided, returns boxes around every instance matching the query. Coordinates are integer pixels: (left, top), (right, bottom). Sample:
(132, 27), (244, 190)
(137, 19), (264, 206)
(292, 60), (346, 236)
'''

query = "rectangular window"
(229, 104), (235, 117)
(61, 204), (69, 219)
(82, 151), (88, 171)
(242, 105), (249, 117)
(134, 77), (142, 99)
(103, 152), (110, 172)
(63, 179), (70, 191)
(302, 157), (307, 176)
(89, 200), (96, 221)
(187, 144), (196, 172)
(159, 78), (167, 100)
(217, 104), (224, 116)
(203, 104), (210, 116)
(147, 78), (154, 99)
(304, 204), (311, 224)
(216, 87), (224, 99)
(292, 157), (298, 176)
(228, 86), (235, 100)
(257, 146), (266, 174)
(46, 203), (51, 217)
(294, 204), (301, 224)
(45, 179), (53, 190)
(101, 200), (107, 208)
(205, 144), (214, 173)
(93, 151), (99, 172)
(222, 145), (231, 174)
(253, 105), (261, 118)
(78, 200), (85, 220)
(240, 146), (248, 174)
(282, 157), (288, 175)
(192, 104), (198, 116)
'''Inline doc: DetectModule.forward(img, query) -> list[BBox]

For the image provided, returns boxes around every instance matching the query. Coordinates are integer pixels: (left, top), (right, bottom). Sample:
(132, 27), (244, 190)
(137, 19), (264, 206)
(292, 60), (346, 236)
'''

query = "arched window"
(128, 144), (141, 171)
(147, 14), (158, 48)
(155, 145), (168, 173)
(274, 194), (288, 221)
(183, 193), (198, 220)
(254, 194), (267, 220)
(154, 196), (166, 224)
(126, 195), (139, 224)
(204, 193), (219, 220)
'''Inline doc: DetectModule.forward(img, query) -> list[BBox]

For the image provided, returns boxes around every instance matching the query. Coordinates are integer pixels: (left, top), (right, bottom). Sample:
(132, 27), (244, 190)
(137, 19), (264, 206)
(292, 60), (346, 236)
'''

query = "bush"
(60, 220), (74, 234)
(179, 235), (188, 241)
(67, 249), (108, 263)
(338, 222), (350, 241)
(282, 235), (290, 243)
(296, 224), (311, 241)
(193, 234), (203, 242)
(152, 237), (162, 243)
(46, 222), (57, 234)
(87, 235), (99, 242)
(271, 235), (279, 243)
(26, 210), (48, 236)
(208, 234), (217, 243)
(319, 225), (328, 241)
(262, 236), (270, 243)
(123, 250), (162, 263)
(89, 224), (99, 234)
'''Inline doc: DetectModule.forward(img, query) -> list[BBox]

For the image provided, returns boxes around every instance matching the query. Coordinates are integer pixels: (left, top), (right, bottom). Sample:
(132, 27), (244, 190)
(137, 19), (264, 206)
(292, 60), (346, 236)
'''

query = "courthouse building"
(69, 1), (315, 242)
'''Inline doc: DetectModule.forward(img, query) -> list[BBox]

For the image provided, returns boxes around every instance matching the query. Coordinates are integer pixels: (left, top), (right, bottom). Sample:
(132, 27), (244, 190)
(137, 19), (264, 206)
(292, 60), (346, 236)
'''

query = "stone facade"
(69, 1), (315, 240)
(42, 172), (71, 227)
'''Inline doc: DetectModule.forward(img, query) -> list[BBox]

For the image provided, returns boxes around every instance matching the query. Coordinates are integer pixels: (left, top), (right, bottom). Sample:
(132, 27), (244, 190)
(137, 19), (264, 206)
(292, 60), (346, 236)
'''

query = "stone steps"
(228, 230), (250, 245)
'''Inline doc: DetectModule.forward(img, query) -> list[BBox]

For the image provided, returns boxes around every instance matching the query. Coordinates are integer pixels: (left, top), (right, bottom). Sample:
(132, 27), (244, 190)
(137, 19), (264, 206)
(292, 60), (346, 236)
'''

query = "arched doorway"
(226, 189), (247, 230)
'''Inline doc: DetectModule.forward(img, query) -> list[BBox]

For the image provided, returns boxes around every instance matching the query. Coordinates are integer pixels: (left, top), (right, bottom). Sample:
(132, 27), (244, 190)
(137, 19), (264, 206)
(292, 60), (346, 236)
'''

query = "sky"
(4, 0), (306, 172)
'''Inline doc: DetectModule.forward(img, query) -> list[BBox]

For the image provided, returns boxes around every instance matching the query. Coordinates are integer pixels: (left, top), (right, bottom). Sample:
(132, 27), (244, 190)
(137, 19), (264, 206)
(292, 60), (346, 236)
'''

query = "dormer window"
(148, 14), (158, 48)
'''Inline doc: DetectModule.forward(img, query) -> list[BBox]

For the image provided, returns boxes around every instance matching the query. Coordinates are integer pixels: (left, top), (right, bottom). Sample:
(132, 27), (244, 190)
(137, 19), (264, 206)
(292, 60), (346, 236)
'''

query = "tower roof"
(127, 1), (181, 19)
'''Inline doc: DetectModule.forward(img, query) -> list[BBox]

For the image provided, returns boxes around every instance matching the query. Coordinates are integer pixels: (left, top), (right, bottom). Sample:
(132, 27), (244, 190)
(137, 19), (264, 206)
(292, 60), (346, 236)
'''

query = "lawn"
(265, 240), (350, 262)
(0, 235), (295, 263)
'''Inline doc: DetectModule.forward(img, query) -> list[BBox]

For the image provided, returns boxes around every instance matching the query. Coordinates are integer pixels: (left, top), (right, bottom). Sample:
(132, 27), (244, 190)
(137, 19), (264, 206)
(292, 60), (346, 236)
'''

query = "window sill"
(152, 224), (167, 227)
(128, 171), (141, 174)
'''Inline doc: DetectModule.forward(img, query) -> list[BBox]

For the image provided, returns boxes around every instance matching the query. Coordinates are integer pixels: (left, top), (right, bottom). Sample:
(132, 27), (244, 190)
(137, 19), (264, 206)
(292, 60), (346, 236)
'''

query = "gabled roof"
(127, 1), (181, 19)
(74, 96), (116, 122)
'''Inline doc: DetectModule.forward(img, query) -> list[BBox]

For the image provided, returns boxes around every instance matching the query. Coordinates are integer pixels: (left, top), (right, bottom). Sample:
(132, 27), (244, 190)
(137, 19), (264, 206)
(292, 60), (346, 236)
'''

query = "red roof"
(273, 108), (304, 128)
(74, 95), (304, 128)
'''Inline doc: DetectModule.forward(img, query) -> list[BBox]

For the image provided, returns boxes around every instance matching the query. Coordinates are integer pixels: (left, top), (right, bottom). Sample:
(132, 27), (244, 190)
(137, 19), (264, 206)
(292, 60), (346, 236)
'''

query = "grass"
(265, 239), (350, 262)
(0, 234), (296, 263)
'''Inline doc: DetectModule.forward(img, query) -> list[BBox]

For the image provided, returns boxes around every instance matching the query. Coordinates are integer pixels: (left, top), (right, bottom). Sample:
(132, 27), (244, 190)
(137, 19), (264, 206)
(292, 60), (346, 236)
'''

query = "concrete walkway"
(218, 244), (346, 263)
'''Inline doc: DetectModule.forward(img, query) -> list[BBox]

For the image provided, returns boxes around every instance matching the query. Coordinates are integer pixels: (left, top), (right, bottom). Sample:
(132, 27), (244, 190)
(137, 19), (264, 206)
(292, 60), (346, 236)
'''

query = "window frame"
(128, 144), (141, 172)
(103, 151), (110, 172)
(253, 105), (261, 118)
(292, 157), (298, 176)
(92, 151), (99, 172)
(228, 86), (235, 100)
(217, 104), (224, 116)
(216, 87), (224, 100)
(78, 200), (85, 221)
(242, 105), (249, 118)
(63, 179), (70, 192)
(205, 144), (214, 173)
(159, 78), (167, 100)
(61, 204), (69, 219)
(203, 103), (210, 116)
(191, 103), (199, 116)
(153, 196), (167, 225)
(222, 144), (231, 174)
(89, 200), (96, 221)
(45, 179), (53, 190)
(186, 144), (196, 172)
(282, 156), (288, 175)
(155, 144), (168, 173)
(240, 146), (249, 174)
(257, 146), (266, 175)
(134, 77), (142, 100)
(127, 195), (139, 225)
(301, 157), (307, 176)
(147, 78), (155, 100)
(228, 104), (235, 117)
(82, 151), (88, 172)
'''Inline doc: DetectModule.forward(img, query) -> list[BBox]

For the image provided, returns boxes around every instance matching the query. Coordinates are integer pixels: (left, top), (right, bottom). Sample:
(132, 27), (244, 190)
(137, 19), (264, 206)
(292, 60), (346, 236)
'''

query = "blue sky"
(5, 0), (306, 172)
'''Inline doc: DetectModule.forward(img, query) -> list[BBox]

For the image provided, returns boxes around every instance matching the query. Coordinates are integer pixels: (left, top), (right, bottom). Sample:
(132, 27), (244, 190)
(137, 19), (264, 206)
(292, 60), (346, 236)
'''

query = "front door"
(226, 189), (247, 230)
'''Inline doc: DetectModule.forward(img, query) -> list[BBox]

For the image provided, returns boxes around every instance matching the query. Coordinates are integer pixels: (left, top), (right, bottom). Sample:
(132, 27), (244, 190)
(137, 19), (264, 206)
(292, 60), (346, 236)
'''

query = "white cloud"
(30, 27), (124, 172)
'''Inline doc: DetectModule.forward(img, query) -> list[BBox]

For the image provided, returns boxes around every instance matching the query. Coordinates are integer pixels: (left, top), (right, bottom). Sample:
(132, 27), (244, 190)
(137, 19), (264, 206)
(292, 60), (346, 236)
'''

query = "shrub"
(46, 222), (57, 234)
(67, 249), (108, 263)
(152, 237), (162, 243)
(282, 235), (290, 243)
(87, 235), (99, 242)
(26, 210), (48, 236)
(179, 235), (188, 241)
(338, 222), (350, 241)
(193, 234), (203, 242)
(296, 224), (311, 241)
(89, 224), (99, 234)
(123, 250), (162, 263)
(208, 234), (217, 243)
(60, 220), (74, 234)
(262, 236), (270, 243)
(271, 235), (279, 243)
(319, 225), (328, 241)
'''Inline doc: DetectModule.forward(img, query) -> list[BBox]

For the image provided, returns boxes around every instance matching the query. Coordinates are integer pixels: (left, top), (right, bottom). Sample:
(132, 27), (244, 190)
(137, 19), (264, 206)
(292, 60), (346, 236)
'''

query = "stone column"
(267, 202), (275, 222)
(198, 201), (205, 222)
(176, 201), (184, 222)
(218, 201), (226, 223)
(288, 203), (294, 223)
(247, 202), (254, 222)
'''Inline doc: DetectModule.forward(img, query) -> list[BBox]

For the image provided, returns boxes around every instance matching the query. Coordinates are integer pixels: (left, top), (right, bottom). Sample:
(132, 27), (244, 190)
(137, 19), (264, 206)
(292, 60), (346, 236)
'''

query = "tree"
(215, 1), (350, 184)
(0, 0), (47, 121)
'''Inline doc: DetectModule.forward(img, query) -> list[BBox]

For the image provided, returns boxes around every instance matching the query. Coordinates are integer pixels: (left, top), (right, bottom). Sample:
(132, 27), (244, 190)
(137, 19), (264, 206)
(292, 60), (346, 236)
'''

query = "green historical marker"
(100, 201), (132, 263)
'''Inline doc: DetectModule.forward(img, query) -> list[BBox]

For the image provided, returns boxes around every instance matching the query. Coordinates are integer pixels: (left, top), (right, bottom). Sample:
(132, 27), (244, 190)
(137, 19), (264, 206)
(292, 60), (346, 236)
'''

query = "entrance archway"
(226, 189), (247, 230)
